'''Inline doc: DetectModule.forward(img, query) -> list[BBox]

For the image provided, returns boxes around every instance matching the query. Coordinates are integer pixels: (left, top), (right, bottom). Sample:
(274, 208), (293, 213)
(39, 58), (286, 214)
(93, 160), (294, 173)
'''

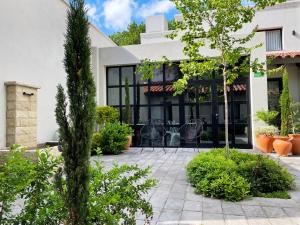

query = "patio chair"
(139, 123), (166, 154)
(176, 121), (203, 153)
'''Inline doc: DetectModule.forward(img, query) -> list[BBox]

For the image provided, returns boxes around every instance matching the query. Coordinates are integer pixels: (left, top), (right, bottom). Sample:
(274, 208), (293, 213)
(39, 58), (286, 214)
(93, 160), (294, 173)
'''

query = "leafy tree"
(55, 0), (96, 224)
(110, 20), (177, 46)
(169, 0), (284, 158)
(280, 68), (291, 136)
(110, 22), (145, 46)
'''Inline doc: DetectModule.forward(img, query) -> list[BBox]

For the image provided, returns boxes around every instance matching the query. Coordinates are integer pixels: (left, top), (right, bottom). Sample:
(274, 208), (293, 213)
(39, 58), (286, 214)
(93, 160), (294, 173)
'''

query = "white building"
(0, 0), (299, 149)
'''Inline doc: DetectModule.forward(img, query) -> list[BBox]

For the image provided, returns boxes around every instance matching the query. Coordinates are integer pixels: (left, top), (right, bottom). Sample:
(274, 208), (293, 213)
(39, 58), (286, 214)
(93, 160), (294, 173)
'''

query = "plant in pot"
(273, 68), (293, 157)
(289, 101), (300, 155)
(255, 110), (279, 153)
(255, 125), (279, 153)
(123, 77), (133, 149)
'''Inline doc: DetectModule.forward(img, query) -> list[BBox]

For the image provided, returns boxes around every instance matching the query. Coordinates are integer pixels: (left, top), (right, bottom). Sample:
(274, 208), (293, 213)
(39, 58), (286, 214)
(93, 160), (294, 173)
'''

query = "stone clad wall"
(5, 82), (39, 148)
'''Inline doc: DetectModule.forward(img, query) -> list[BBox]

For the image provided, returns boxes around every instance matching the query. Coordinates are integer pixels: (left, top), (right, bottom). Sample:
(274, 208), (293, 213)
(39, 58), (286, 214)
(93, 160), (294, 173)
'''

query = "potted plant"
(255, 110), (279, 153)
(255, 126), (279, 153)
(273, 69), (292, 157)
(289, 102), (300, 155)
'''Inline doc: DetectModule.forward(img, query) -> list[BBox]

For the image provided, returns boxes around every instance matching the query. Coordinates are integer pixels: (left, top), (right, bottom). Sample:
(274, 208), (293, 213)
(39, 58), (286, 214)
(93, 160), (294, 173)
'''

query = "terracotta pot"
(273, 136), (292, 157)
(289, 134), (300, 155)
(125, 135), (132, 150)
(256, 135), (274, 153)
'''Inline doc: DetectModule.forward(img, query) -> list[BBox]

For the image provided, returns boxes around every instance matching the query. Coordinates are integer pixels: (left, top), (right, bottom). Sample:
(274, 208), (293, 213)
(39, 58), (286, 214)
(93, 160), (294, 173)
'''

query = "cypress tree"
(280, 68), (291, 136)
(55, 0), (96, 224)
(124, 77), (131, 124)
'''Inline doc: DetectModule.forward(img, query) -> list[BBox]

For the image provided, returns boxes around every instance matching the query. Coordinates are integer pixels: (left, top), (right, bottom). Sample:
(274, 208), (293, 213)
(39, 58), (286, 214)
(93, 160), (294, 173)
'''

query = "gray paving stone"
(263, 206), (287, 218)
(202, 212), (225, 225)
(183, 200), (203, 212)
(247, 217), (271, 225)
(203, 201), (223, 214)
(158, 209), (181, 222)
(221, 202), (244, 216)
(242, 205), (266, 217)
(180, 210), (202, 224)
(224, 215), (248, 225)
(164, 198), (184, 210)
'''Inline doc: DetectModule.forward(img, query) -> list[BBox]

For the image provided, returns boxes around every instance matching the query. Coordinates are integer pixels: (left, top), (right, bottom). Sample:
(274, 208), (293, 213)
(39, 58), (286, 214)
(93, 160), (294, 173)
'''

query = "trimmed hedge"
(187, 149), (294, 201)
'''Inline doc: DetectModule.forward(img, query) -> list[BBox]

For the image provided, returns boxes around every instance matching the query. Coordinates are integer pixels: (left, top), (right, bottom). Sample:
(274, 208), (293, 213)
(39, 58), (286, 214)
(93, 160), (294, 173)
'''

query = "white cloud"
(85, 3), (99, 22)
(138, 0), (175, 18)
(102, 0), (136, 31)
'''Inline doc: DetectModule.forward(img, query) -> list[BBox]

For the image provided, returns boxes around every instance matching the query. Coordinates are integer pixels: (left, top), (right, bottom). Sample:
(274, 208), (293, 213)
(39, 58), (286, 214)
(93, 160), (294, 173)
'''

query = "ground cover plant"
(187, 148), (294, 201)
(0, 146), (156, 225)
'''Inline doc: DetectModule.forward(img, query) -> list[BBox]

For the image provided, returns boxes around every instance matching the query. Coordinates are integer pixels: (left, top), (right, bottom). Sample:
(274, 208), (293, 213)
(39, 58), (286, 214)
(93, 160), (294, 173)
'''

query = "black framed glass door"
(106, 64), (252, 149)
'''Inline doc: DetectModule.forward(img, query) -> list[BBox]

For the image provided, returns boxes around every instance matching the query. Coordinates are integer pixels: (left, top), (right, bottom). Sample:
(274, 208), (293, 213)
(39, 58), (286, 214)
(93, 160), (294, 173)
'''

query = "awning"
(144, 84), (247, 94)
(266, 51), (300, 59)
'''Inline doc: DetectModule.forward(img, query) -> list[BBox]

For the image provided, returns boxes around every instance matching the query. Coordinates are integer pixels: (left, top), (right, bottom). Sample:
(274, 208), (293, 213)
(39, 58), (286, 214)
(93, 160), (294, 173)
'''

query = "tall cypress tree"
(55, 0), (96, 224)
(280, 68), (291, 136)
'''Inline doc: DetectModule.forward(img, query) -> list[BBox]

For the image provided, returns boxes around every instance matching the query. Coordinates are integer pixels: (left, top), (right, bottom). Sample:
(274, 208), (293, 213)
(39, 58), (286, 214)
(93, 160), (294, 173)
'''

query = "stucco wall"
(0, 0), (115, 147)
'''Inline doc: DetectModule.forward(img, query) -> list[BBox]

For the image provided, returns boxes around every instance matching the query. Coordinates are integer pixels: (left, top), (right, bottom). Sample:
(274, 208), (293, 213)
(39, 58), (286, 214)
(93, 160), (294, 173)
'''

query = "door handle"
(215, 114), (219, 118)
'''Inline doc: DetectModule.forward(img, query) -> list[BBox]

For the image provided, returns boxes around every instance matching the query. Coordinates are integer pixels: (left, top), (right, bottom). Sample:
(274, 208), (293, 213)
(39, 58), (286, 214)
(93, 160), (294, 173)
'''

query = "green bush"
(92, 123), (133, 155)
(0, 146), (156, 225)
(96, 106), (119, 127)
(256, 110), (279, 127)
(187, 148), (294, 201)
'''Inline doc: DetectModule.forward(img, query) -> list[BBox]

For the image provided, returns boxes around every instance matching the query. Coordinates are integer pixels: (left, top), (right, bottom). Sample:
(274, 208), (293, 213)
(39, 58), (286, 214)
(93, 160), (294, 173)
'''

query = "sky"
(84, 0), (179, 35)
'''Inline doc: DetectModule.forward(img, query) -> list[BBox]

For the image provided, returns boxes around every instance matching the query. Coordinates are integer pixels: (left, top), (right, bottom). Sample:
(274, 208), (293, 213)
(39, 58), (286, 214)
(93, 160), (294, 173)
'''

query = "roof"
(266, 51), (300, 59)
(144, 84), (247, 94)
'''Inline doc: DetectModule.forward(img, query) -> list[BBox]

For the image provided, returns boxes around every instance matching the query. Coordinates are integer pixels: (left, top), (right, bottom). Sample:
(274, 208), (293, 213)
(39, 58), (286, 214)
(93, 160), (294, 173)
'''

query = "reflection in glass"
(121, 67), (134, 85)
(108, 68), (119, 86)
(107, 88), (119, 105)
(121, 86), (134, 105)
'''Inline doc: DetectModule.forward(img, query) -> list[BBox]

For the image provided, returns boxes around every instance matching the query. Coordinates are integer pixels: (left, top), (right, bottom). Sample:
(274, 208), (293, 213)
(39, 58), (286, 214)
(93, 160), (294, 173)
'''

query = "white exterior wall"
(0, 0), (115, 147)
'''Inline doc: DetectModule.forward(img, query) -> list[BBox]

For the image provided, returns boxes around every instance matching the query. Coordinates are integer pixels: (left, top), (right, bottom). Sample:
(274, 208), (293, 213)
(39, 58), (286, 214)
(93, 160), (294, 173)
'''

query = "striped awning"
(266, 51), (300, 59)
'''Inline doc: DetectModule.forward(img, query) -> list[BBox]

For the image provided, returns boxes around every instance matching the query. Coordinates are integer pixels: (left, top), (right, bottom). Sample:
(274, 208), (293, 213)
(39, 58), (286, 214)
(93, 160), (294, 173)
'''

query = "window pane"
(121, 106), (134, 125)
(137, 86), (149, 105)
(266, 30), (282, 51)
(107, 88), (119, 105)
(165, 64), (180, 82)
(107, 68), (119, 86)
(150, 106), (164, 123)
(121, 67), (134, 85)
(121, 87), (134, 105)
(136, 107), (148, 125)
(151, 66), (163, 83)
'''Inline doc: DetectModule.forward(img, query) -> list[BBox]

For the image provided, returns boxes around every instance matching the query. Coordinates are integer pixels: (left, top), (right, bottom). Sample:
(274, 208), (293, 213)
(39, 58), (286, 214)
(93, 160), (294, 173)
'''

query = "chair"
(176, 120), (203, 152)
(140, 122), (166, 154)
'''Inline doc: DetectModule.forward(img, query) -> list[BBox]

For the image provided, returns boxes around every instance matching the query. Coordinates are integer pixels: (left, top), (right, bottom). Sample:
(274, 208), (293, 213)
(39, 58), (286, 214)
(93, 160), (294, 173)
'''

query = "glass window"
(107, 68), (119, 86)
(165, 64), (180, 82)
(136, 85), (149, 105)
(121, 86), (134, 105)
(121, 67), (134, 85)
(136, 107), (148, 125)
(150, 106), (164, 123)
(266, 29), (282, 52)
(107, 88), (120, 105)
(151, 66), (163, 83)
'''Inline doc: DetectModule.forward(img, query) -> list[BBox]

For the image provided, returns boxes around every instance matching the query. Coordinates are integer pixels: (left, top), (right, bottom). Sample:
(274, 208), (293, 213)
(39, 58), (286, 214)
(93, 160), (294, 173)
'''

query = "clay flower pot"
(125, 135), (132, 150)
(289, 134), (300, 155)
(256, 135), (274, 153)
(273, 136), (292, 157)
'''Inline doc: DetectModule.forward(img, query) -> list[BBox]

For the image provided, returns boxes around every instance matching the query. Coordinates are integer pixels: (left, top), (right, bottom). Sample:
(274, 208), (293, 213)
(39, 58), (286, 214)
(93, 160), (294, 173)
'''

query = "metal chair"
(176, 120), (203, 153)
(140, 122), (166, 154)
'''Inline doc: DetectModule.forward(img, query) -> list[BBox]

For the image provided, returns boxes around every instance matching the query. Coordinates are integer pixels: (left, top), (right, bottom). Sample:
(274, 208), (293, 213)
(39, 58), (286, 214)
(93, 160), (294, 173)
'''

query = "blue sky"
(85, 0), (178, 35)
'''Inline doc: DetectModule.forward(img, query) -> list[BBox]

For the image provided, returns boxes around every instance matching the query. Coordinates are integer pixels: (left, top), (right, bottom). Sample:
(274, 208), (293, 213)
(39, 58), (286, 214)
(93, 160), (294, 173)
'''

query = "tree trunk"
(223, 68), (230, 159)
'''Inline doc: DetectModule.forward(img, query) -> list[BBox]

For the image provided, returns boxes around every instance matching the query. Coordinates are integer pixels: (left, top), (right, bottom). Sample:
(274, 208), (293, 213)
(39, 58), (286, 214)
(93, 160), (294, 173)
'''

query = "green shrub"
(92, 123), (133, 155)
(256, 110), (279, 127)
(237, 156), (294, 195)
(280, 69), (292, 136)
(196, 172), (250, 201)
(96, 106), (119, 127)
(187, 148), (294, 201)
(1, 146), (156, 224)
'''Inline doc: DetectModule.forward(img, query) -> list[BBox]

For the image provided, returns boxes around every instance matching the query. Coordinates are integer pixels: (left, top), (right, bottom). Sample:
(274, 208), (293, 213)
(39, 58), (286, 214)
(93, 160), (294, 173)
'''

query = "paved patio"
(93, 148), (300, 225)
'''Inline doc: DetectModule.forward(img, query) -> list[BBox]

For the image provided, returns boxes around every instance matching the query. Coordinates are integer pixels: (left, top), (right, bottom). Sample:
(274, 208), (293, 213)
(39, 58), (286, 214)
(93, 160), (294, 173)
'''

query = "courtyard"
(94, 148), (300, 225)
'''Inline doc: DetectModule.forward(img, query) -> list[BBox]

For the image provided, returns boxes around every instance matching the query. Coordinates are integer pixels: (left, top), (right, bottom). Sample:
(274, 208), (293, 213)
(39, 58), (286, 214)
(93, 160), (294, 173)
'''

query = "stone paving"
(93, 148), (300, 225)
